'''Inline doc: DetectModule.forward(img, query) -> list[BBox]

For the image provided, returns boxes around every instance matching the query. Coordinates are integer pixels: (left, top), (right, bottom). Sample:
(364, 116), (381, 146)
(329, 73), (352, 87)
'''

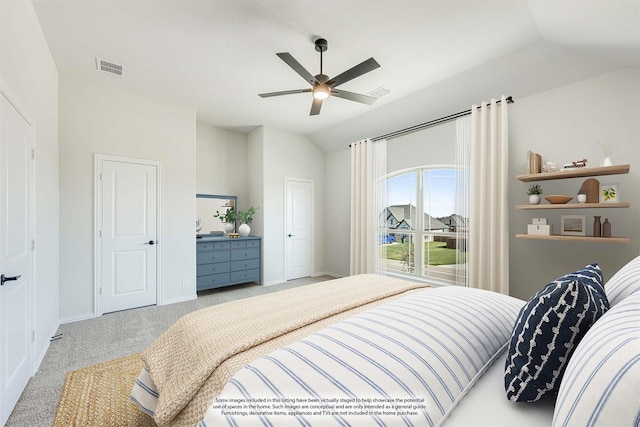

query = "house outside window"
(379, 166), (467, 285)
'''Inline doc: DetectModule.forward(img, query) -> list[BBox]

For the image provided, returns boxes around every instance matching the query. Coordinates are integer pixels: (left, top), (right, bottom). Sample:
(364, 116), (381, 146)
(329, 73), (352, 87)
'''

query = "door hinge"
(99, 230), (102, 238)
(99, 287), (103, 295)
(99, 172), (103, 181)
(31, 148), (35, 160)
(32, 330), (35, 342)
(32, 239), (36, 251)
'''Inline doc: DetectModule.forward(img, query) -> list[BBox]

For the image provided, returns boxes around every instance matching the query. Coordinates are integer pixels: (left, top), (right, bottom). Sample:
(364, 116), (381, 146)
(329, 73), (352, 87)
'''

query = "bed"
(131, 257), (640, 427)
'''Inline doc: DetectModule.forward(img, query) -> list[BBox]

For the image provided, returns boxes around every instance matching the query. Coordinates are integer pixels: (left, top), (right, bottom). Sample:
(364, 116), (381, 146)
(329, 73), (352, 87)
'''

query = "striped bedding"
(131, 274), (428, 426)
(199, 286), (525, 427)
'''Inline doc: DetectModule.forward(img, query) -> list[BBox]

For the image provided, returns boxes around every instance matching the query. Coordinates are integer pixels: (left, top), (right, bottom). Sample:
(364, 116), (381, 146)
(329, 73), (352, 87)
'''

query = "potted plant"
(213, 207), (235, 233)
(576, 188), (587, 204)
(236, 206), (259, 237)
(527, 184), (542, 205)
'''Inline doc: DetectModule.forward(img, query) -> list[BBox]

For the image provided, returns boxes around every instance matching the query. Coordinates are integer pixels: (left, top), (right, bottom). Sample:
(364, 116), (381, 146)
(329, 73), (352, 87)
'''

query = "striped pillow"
(552, 288), (640, 427)
(605, 255), (640, 306)
(505, 263), (609, 402)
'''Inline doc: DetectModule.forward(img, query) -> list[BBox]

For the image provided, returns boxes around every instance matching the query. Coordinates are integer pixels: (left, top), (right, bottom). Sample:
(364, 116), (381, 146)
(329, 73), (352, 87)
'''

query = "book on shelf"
(526, 150), (542, 174)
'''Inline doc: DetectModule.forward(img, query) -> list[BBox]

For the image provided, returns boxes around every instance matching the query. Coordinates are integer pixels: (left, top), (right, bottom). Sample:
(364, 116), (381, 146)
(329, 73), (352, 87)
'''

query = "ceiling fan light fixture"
(313, 85), (330, 100)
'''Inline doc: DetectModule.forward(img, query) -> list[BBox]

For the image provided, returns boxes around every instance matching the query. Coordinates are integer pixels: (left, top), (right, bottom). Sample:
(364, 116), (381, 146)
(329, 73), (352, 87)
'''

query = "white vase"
(238, 223), (250, 237)
(529, 194), (541, 205)
(600, 157), (613, 167)
(577, 194), (587, 203)
(224, 222), (235, 234)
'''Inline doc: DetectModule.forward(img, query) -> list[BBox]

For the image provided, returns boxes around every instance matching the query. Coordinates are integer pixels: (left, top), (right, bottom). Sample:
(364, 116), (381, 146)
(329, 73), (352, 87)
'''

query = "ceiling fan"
(259, 38), (381, 116)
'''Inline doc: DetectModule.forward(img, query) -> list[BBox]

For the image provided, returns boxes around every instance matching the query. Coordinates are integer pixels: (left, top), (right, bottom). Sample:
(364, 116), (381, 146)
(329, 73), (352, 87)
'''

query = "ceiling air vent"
(367, 86), (391, 99)
(95, 57), (125, 76)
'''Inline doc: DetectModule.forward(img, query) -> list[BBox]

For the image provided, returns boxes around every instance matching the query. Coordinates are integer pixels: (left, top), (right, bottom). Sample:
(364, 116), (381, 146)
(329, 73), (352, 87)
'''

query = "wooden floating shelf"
(515, 234), (630, 244)
(516, 164), (630, 182)
(516, 202), (630, 210)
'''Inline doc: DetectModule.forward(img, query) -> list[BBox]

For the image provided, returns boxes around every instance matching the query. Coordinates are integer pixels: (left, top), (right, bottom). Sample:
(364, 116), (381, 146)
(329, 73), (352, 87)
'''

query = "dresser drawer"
(230, 248), (259, 261)
(230, 240), (245, 249)
(197, 242), (214, 251)
(230, 259), (260, 272)
(230, 269), (260, 283)
(246, 239), (260, 248)
(197, 251), (231, 265)
(197, 273), (231, 289)
(213, 241), (230, 250)
(197, 262), (230, 276)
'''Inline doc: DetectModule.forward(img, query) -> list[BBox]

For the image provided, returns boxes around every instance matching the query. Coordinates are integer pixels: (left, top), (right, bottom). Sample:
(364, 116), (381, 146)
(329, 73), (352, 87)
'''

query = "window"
(379, 166), (467, 285)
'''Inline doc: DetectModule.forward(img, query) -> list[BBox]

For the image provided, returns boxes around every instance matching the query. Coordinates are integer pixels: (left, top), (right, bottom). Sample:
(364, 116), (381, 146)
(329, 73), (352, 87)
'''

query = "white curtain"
(469, 96), (510, 294)
(350, 138), (387, 275)
(455, 116), (471, 287)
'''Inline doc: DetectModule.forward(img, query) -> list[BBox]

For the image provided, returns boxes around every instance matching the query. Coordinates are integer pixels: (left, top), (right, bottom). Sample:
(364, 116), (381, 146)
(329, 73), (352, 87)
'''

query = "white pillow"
(605, 255), (640, 306)
(552, 289), (640, 427)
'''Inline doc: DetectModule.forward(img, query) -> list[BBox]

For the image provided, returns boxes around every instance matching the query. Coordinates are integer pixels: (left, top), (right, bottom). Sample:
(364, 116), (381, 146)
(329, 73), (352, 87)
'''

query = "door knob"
(144, 240), (156, 245)
(288, 234), (296, 237)
(1, 274), (21, 286)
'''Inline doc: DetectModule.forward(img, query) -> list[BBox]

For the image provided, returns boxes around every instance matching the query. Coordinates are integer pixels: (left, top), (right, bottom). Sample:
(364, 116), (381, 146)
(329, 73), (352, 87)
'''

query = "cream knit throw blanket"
(141, 274), (427, 426)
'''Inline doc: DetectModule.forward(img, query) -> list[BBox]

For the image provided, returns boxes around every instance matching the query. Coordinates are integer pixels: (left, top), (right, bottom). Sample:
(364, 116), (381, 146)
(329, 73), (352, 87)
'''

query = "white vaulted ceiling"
(31, 0), (640, 152)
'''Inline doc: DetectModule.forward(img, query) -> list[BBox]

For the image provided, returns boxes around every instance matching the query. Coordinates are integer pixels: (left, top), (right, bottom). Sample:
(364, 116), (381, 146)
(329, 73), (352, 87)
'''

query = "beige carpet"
(53, 353), (156, 426)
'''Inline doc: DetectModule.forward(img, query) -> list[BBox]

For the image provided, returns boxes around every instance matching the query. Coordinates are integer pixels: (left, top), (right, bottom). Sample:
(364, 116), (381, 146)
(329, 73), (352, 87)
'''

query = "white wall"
(59, 76), (197, 321)
(324, 68), (640, 301)
(0, 0), (60, 369)
(324, 150), (351, 277)
(250, 126), (326, 285)
(387, 121), (456, 172)
(509, 68), (640, 300)
(196, 123), (248, 201)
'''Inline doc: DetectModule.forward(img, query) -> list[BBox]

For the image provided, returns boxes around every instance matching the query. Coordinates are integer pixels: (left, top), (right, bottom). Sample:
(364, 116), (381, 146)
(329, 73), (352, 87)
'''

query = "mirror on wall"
(196, 194), (237, 237)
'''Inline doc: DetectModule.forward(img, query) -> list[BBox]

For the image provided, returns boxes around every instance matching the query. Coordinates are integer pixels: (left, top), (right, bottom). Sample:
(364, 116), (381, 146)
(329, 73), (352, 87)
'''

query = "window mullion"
(415, 170), (424, 278)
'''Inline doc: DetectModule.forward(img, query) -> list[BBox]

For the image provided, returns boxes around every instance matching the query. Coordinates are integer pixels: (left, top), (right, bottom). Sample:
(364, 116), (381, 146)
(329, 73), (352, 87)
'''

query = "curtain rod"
(367, 96), (514, 143)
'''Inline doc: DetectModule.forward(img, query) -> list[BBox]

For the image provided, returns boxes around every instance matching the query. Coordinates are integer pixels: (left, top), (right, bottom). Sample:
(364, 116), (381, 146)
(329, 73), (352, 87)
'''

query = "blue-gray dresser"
(196, 236), (261, 291)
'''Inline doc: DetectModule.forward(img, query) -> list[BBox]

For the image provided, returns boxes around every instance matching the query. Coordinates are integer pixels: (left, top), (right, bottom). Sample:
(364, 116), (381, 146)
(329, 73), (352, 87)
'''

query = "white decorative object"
(598, 142), (617, 167)
(224, 222), (234, 234)
(238, 223), (250, 237)
(529, 194), (541, 205)
(532, 218), (547, 225)
(541, 161), (557, 173)
(577, 193), (587, 203)
(527, 224), (552, 235)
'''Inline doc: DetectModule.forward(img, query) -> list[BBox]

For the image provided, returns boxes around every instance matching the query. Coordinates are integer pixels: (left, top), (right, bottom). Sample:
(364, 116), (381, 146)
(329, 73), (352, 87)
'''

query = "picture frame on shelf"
(599, 182), (619, 203)
(561, 215), (586, 236)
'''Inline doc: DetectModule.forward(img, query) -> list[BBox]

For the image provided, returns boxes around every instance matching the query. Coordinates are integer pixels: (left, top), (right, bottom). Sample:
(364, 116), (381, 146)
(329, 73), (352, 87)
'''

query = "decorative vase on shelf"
(529, 194), (541, 205)
(593, 216), (602, 237)
(602, 218), (611, 238)
(600, 157), (613, 167)
(224, 222), (235, 234)
(577, 193), (587, 203)
(238, 223), (250, 237)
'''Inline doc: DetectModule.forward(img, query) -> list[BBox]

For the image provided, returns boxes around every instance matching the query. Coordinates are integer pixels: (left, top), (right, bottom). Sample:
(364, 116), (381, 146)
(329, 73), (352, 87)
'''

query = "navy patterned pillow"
(504, 263), (609, 402)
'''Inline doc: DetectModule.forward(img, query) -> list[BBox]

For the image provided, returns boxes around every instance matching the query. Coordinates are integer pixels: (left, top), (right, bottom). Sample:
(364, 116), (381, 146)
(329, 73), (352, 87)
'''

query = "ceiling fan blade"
(327, 57), (380, 88)
(276, 52), (317, 85)
(310, 97), (323, 116)
(331, 89), (377, 105)
(259, 89), (311, 98)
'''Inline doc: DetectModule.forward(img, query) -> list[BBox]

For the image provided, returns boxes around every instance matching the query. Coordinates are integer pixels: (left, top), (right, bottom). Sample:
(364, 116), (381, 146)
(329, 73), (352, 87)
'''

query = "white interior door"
(98, 157), (158, 314)
(0, 93), (33, 425)
(285, 178), (313, 280)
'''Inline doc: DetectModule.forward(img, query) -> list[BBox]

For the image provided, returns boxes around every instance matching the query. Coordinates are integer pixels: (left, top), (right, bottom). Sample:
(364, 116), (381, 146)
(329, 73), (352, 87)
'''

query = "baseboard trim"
(60, 312), (95, 324)
(161, 294), (197, 305)
(262, 278), (286, 286)
(32, 319), (61, 376)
